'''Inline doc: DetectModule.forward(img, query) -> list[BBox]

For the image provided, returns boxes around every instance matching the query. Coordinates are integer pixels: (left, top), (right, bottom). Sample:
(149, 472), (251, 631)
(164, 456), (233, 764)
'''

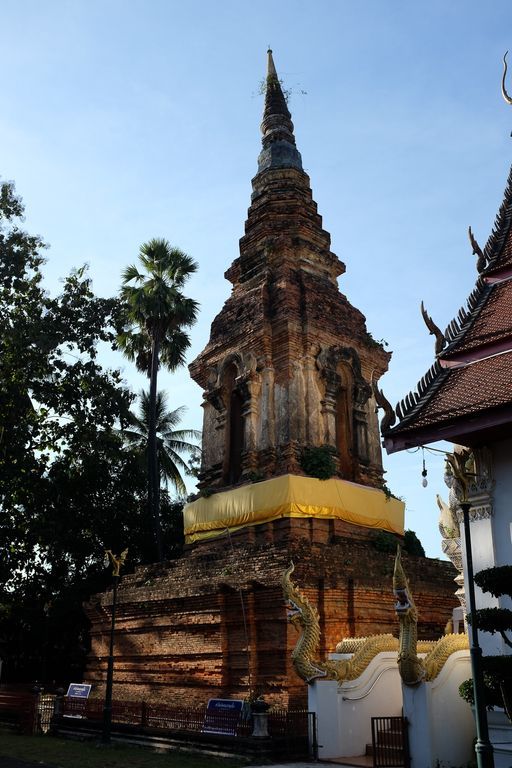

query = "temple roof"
(257, 49), (303, 174)
(382, 162), (512, 452)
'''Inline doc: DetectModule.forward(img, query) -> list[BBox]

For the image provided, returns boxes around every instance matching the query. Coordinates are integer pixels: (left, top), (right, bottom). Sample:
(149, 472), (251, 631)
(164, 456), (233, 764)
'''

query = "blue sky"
(3, 0), (512, 558)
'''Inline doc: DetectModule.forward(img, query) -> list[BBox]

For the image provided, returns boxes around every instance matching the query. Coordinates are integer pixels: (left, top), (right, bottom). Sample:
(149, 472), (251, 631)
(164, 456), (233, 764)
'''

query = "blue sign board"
(66, 683), (91, 699)
(203, 698), (244, 735)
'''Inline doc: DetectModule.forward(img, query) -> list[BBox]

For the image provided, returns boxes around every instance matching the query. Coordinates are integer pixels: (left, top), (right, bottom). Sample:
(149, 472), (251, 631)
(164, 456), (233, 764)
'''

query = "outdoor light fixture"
(421, 448), (428, 487)
(446, 453), (494, 768)
(101, 548), (128, 745)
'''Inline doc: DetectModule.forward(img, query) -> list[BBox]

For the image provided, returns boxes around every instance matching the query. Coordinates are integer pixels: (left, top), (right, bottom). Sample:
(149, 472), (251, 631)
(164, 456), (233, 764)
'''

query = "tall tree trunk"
(148, 333), (163, 561)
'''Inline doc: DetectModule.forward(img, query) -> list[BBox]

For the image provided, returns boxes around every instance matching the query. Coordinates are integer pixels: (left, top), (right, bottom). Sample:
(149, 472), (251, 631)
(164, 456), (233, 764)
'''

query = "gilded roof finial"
(502, 52), (512, 105)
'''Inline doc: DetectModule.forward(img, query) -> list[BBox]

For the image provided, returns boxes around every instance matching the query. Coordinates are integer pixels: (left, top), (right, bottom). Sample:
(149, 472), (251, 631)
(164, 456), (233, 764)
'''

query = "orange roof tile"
(392, 349), (512, 433)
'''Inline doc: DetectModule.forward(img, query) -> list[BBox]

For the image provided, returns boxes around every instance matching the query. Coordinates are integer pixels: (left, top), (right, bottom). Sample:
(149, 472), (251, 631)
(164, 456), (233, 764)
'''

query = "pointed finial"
(267, 48), (277, 77)
(257, 50), (303, 173)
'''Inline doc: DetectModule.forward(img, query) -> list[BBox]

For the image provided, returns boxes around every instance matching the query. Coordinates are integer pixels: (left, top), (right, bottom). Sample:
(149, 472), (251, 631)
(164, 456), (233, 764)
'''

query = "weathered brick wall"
(85, 518), (457, 708)
(189, 164), (391, 491)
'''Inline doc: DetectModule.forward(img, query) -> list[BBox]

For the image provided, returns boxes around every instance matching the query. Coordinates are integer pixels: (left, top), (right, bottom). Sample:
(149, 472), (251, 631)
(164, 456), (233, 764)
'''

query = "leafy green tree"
(118, 239), (198, 560)
(403, 529), (425, 558)
(462, 565), (512, 718)
(123, 390), (201, 496)
(0, 181), (190, 684)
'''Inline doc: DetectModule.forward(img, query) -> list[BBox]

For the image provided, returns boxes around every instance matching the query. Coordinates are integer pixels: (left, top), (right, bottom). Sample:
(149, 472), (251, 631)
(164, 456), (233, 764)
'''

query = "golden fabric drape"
(184, 474), (404, 543)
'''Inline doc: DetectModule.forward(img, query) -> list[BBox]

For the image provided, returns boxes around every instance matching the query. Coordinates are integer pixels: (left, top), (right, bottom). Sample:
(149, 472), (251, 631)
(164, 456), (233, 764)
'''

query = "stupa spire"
(258, 49), (303, 173)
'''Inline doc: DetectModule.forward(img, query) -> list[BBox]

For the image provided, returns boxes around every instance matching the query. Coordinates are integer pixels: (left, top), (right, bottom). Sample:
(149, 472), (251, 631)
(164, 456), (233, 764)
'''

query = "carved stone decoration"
(446, 446), (495, 522)
(316, 344), (373, 467)
(439, 445), (494, 616)
(468, 446), (494, 497)
(204, 386), (226, 414)
(438, 460), (466, 614)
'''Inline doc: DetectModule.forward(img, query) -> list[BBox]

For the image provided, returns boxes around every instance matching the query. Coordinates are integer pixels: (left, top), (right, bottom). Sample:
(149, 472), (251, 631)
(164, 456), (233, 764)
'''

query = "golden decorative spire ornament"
(104, 549), (128, 577)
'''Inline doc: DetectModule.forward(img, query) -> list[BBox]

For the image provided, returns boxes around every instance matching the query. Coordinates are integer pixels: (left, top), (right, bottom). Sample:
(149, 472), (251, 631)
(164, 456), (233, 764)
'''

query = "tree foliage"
(461, 564), (512, 716)
(124, 390), (201, 496)
(0, 182), (186, 684)
(118, 239), (199, 560)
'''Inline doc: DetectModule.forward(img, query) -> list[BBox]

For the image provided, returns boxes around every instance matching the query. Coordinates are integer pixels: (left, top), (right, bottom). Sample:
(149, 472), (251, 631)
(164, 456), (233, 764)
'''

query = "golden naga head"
(393, 547), (413, 614)
(281, 562), (302, 623)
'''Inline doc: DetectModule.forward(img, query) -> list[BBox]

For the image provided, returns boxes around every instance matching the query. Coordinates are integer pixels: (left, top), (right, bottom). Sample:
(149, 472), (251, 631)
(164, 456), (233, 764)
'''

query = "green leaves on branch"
(0, 180), (174, 683)
(118, 237), (199, 561)
(300, 444), (337, 480)
(123, 390), (201, 496)
(462, 563), (512, 714)
(474, 566), (512, 599)
(118, 239), (199, 377)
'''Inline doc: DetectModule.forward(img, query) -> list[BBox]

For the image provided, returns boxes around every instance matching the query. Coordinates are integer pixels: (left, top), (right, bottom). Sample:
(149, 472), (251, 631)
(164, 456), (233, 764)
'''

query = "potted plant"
(461, 565), (512, 721)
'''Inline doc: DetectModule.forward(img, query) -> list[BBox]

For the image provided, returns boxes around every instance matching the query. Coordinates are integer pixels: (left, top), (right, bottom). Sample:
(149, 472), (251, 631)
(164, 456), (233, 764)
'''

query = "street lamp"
(447, 453), (494, 768)
(102, 548), (128, 745)
(41, 601), (51, 689)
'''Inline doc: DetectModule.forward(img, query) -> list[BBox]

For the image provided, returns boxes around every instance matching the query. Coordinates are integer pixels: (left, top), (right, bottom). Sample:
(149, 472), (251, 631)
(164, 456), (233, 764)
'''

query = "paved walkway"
(0, 762), (369, 768)
(0, 758), (368, 768)
(248, 757), (373, 768)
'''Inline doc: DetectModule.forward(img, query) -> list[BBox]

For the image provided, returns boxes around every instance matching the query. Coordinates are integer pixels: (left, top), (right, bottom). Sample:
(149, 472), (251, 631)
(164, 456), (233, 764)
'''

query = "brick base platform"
(84, 518), (457, 709)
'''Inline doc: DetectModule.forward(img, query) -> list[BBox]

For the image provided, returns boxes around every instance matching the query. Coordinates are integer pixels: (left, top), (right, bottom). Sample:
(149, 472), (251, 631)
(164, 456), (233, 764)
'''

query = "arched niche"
(221, 360), (244, 485)
(335, 365), (354, 479)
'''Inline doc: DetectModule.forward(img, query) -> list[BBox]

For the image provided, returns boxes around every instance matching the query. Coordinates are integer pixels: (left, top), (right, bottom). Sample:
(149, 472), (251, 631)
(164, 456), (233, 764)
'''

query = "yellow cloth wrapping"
(184, 474), (404, 543)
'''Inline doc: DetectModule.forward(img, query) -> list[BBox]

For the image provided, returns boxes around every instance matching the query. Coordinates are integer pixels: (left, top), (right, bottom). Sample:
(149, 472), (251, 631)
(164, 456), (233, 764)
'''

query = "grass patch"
(0, 730), (249, 768)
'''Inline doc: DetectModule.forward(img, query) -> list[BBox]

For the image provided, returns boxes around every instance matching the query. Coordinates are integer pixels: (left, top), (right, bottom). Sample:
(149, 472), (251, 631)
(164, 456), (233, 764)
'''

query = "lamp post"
(447, 454), (494, 768)
(102, 549), (127, 745)
(41, 601), (51, 689)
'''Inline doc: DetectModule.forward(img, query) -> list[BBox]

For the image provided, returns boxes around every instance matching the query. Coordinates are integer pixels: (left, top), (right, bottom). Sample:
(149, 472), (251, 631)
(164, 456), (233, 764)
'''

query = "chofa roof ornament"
(420, 301), (446, 355)
(372, 377), (396, 434)
(502, 51), (512, 105)
(468, 226), (487, 274)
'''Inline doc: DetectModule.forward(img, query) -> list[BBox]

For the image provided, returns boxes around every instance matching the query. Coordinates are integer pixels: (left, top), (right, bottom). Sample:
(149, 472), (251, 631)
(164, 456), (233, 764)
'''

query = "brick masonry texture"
(85, 518), (458, 709)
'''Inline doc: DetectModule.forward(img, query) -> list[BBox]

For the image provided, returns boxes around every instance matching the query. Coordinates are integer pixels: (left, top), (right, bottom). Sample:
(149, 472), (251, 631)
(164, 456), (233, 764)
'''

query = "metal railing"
(58, 696), (315, 757)
(371, 716), (410, 768)
(1, 688), (315, 759)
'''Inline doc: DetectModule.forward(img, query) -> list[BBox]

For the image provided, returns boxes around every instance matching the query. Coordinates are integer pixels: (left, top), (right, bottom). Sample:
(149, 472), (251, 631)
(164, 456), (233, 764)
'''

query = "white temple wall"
(402, 651), (475, 768)
(308, 652), (402, 759)
(461, 438), (512, 656)
(491, 437), (512, 575)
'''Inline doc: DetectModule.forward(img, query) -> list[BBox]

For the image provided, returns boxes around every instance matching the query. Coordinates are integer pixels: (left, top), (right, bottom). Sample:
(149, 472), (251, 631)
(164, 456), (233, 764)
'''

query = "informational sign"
(66, 683), (92, 699)
(203, 698), (244, 735)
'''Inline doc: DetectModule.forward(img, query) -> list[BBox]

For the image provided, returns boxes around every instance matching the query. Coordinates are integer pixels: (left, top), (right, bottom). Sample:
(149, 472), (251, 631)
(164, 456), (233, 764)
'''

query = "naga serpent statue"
(281, 563), (399, 683)
(393, 547), (468, 686)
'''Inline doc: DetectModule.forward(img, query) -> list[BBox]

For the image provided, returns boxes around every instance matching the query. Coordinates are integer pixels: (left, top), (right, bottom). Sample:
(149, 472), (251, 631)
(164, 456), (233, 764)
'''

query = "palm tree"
(119, 239), (198, 560)
(124, 390), (201, 496)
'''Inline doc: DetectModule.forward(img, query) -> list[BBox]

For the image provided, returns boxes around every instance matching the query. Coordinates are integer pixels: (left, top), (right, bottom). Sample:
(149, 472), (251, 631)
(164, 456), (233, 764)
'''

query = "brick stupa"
(85, 52), (457, 708)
